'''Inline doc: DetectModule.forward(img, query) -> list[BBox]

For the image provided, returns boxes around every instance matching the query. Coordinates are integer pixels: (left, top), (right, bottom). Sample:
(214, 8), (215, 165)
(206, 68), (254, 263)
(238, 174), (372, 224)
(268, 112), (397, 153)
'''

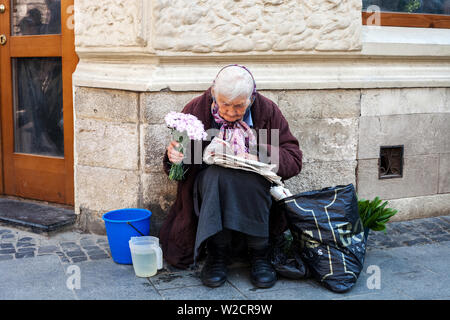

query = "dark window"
(379, 146), (404, 179)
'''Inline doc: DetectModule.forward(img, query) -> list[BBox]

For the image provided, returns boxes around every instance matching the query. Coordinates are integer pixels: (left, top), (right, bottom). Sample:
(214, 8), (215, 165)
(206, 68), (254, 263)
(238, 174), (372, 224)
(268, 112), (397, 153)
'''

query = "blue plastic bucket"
(102, 208), (152, 264)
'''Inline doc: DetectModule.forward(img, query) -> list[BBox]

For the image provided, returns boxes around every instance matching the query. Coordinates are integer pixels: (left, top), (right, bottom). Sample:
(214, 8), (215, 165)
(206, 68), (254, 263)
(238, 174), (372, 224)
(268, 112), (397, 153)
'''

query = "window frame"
(362, 11), (450, 29)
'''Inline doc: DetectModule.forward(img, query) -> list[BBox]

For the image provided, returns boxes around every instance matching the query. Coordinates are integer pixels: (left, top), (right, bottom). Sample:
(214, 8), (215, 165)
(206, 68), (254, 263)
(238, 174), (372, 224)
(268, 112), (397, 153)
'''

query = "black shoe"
(200, 242), (229, 288)
(249, 246), (277, 288)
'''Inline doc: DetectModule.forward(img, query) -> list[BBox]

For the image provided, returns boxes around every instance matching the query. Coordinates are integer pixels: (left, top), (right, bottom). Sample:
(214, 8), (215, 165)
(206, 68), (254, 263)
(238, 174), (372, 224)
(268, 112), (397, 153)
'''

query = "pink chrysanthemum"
(164, 112), (207, 180)
(164, 112), (207, 141)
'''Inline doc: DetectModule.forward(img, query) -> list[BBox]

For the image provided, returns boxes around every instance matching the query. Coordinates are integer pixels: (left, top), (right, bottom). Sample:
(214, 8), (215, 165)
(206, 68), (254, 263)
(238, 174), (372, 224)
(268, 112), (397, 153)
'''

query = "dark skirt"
(193, 165), (273, 263)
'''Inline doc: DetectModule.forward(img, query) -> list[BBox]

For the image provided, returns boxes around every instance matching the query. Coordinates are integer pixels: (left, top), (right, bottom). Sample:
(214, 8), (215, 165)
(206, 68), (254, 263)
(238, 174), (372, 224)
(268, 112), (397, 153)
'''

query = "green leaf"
(358, 200), (370, 223)
(377, 217), (392, 225)
(360, 197), (398, 230)
(378, 209), (397, 222)
(371, 197), (382, 209)
(370, 223), (386, 232)
(377, 201), (389, 213)
(363, 207), (374, 227)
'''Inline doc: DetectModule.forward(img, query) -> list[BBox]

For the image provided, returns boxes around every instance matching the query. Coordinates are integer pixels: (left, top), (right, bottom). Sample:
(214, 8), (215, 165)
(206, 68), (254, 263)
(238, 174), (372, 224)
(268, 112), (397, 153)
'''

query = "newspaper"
(203, 137), (292, 197)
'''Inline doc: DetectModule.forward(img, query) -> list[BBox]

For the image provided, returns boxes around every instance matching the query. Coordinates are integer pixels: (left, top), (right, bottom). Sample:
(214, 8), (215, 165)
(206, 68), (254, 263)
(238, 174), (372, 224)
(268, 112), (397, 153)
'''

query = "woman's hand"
(167, 140), (184, 164)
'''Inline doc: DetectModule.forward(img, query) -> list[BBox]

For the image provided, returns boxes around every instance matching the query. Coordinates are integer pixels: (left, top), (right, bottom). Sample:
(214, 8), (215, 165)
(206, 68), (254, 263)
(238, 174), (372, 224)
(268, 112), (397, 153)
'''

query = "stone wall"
(73, 85), (450, 234)
(357, 87), (450, 221)
(74, 87), (362, 234)
(71, 0), (450, 234)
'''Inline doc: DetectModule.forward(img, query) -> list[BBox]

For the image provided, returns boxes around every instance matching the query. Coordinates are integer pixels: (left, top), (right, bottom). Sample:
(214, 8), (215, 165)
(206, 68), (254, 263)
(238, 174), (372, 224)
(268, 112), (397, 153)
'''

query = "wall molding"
(73, 26), (450, 92)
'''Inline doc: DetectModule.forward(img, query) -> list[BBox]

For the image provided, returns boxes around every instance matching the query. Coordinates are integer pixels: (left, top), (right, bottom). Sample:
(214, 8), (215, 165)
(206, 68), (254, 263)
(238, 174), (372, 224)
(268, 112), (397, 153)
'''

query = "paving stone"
(0, 248), (16, 254)
(88, 254), (109, 260)
(17, 247), (36, 253)
(71, 256), (88, 263)
(58, 256), (71, 263)
(0, 255), (75, 299)
(245, 281), (405, 300)
(419, 220), (444, 230)
(80, 242), (96, 249)
(0, 243), (14, 249)
(430, 234), (450, 242)
(60, 242), (80, 249)
(158, 283), (245, 300)
(388, 223), (414, 235)
(364, 246), (450, 299)
(73, 259), (162, 300)
(16, 242), (35, 248)
(227, 267), (317, 295)
(437, 215), (450, 223)
(331, 291), (412, 300)
(0, 254), (14, 261)
(1, 234), (15, 239)
(435, 217), (450, 230)
(66, 251), (86, 258)
(38, 245), (59, 254)
(401, 238), (432, 246)
(54, 251), (70, 263)
(86, 249), (107, 256)
(377, 240), (402, 249)
(386, 243), (450, 279)
(15, 252), (35, 259)
(18, 237), (34, 242)
(150, 271), (202, 290)
(383, 234), (414, 245)
(0, 229), (12, 234)
(82, 245), (102, 251)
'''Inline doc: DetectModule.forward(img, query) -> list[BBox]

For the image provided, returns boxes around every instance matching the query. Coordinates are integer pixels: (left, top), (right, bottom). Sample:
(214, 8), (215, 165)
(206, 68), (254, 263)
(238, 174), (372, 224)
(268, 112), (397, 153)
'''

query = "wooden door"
(0, 0), (77, 205)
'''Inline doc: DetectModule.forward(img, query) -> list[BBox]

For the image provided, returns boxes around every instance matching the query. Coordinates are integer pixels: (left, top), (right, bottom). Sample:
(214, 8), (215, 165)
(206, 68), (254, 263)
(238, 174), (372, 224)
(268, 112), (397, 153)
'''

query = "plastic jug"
(129, 237), (158, 277)
(145, 236), (163, 270)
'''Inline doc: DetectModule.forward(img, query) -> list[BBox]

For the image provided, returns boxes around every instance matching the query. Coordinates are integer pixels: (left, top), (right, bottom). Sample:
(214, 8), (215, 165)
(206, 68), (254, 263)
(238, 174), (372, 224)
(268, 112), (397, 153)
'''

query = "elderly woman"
(160, 65), (302, 288)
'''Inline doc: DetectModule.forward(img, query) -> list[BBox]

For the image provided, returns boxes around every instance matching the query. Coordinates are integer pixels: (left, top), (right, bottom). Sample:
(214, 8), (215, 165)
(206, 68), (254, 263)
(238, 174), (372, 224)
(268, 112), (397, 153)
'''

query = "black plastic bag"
(270, 231), (311, 280)
(275, 184), (367, 293)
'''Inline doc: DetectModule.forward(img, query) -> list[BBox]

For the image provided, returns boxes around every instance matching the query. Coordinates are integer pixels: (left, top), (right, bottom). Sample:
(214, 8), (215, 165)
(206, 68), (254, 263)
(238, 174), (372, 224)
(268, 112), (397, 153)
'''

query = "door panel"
(12, 57), (64, 157)
(0, 0), (77, 205)
(12, 0), (61, 36)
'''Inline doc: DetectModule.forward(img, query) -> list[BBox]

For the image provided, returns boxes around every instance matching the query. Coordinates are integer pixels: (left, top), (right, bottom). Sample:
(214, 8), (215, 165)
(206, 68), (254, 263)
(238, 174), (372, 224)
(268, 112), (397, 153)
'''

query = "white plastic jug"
(145, 236), (163, 270)
(129, 237), (158, 277)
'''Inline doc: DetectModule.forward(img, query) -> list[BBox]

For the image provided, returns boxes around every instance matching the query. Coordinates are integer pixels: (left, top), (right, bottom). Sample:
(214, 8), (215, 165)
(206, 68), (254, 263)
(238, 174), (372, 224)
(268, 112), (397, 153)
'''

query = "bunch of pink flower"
(164, 111), (207, 180)
(164, 111), (208, 141)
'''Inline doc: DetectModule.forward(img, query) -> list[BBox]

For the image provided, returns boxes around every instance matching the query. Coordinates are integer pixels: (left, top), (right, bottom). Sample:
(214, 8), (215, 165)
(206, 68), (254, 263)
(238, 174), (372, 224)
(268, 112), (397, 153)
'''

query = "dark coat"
(159, 87), (303, 269)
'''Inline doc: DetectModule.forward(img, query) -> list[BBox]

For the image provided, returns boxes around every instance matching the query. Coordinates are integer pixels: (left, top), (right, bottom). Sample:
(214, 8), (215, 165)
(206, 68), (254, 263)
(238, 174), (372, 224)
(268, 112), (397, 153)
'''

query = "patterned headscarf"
(211, 98), (257, 156)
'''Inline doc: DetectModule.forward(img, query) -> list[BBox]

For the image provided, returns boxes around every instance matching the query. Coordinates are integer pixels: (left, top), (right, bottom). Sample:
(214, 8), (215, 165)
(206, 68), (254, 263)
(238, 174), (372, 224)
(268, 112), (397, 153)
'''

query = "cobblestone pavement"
(365, 215), (450, 250)
(0, 215), (449, 300)
(0, 226), (111, 264)
(1, 215), (449, 265)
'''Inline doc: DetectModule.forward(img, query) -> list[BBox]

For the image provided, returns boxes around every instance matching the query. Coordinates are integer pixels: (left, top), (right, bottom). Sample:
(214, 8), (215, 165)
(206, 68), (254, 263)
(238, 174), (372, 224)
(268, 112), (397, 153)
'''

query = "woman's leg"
(200, 229), (232, 288)
(247, 234), (277, 288)
(193, 165), (272, 263)
(209, 228), (232, 247)
(246, 234), (269, 250)
(194, 165), (275, 288)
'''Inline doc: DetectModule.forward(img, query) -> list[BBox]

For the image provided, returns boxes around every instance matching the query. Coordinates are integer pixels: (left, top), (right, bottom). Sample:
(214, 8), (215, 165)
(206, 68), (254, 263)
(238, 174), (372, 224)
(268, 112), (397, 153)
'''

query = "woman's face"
(214, 92), (250, 123)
